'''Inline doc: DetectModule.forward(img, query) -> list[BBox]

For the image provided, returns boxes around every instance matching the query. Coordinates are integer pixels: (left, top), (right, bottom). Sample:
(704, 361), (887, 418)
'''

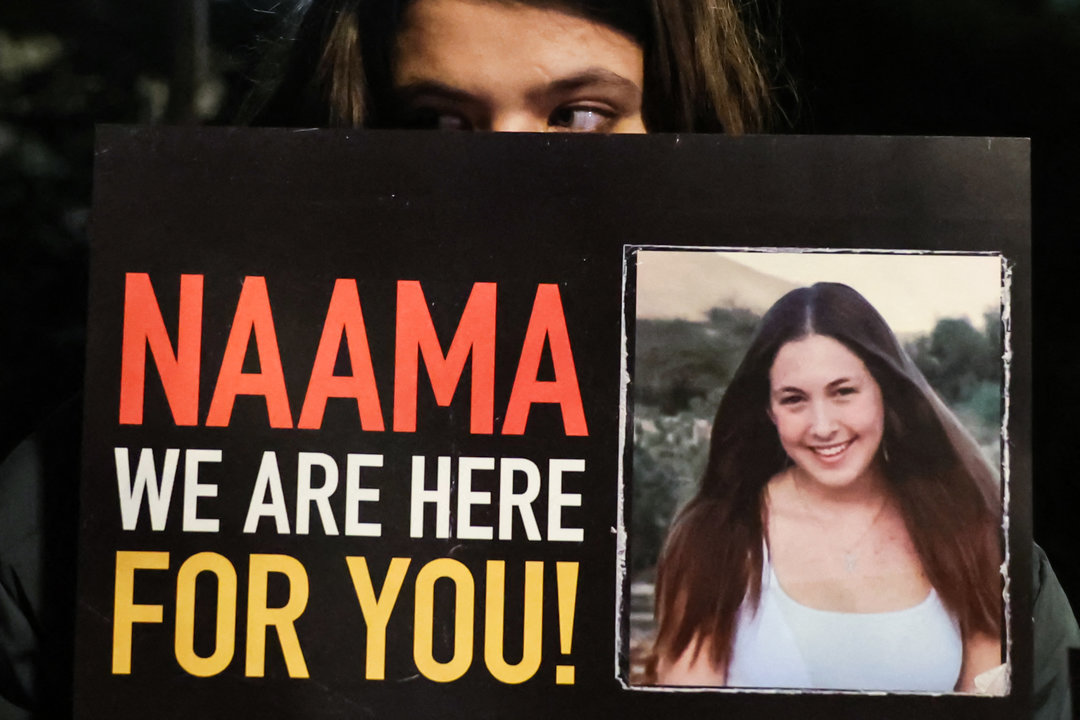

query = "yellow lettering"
(413, 558), (474, 682)
(345, 557), (411, 680)
(244, 554), (310, 678)
(112, 551), (169, 674)
(175, 552), (237, 676)
(484, 560), (543, 683)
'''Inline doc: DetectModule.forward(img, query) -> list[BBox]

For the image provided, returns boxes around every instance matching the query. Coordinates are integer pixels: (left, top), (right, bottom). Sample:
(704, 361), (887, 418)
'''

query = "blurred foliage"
(629, 308), (1003, 577)
(633, 308), (759, 412)
(908, 313), (1002, 407)
(906, 311), (1003, 463)
(0, 1), (279, 457)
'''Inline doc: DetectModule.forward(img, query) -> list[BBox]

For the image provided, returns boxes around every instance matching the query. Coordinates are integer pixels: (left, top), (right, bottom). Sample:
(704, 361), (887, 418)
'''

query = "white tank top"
(726, 548), (963, 691)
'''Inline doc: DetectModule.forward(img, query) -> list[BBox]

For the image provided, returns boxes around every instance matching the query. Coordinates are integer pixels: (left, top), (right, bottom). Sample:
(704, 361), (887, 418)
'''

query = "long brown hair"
(239, 0), (774, 133)
(652, 282), (1003, 676)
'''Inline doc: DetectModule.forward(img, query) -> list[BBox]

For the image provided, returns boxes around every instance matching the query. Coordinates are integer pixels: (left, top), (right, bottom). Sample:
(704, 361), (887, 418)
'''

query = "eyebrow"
(533, 67), (643, 102)
(393, 79), (483, 107)
(394, 67), (643, 106)
(772, 378), (856, 395)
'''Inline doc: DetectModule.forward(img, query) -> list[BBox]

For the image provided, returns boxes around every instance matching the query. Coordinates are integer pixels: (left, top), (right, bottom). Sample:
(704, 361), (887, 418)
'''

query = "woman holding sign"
(0, 0), (1076, 717)
(651, 282), (1004, 692)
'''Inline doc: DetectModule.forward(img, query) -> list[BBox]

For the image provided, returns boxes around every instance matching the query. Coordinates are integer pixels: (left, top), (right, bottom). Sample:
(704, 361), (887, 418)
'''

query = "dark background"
(1, 0), (1077, 639)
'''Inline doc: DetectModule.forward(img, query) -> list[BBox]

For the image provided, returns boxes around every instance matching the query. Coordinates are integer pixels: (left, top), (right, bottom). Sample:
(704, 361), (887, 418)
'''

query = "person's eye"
(835, 386), (858, 397)
(778, 394), (805, 406)
(400, 106), (473, 131)
(548, 105), (614, 133)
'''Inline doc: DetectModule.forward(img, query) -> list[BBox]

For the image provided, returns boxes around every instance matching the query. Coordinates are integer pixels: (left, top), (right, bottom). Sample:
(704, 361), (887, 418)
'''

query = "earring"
(882, 437), (890, 464)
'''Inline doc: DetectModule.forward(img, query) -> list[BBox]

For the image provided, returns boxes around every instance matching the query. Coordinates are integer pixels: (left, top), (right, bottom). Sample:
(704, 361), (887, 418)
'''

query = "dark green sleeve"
(0, 398), (80, 720)
(1033, 544), (1080, 720)
(0, 433), (44, 719)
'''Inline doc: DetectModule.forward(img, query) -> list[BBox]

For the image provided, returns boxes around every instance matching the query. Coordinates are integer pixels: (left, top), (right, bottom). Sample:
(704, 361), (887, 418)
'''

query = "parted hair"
(652, 282), (1002, 677)
(240, 0), (773, 133)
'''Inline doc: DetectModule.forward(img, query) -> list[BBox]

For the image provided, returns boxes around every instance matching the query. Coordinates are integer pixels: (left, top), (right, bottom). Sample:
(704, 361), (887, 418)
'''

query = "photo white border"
(614, 245), (1012, 697)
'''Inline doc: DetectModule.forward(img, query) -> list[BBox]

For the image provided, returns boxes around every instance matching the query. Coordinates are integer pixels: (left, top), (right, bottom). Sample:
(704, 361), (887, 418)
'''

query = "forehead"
(394, 0), (644, 92)
(769, 334), (871, 387)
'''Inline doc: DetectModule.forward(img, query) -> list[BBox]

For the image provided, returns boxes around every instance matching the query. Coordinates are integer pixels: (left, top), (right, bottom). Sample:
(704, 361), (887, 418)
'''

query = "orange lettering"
(502, 284), (587, 436)
(119, 273), (203, 425)
(206, 277), (292, 428)
(393, 281), (496, 434)
(298, 279), (384, 430)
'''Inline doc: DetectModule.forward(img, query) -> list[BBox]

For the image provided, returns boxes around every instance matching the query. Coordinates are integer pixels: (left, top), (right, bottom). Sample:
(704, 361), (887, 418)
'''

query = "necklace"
(789, 468), (889, 574)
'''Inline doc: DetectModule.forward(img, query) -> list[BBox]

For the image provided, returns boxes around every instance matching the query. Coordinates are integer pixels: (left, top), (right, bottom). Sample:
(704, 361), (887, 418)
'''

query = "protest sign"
(77, 128), (1031, 718)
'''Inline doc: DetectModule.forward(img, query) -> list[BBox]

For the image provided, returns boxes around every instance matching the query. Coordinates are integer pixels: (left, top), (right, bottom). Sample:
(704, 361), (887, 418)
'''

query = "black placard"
(77, 127), (1032, 719)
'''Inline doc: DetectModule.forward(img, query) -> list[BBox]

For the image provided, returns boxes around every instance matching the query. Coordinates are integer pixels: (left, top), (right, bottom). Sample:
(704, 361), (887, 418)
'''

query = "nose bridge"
(490, 109), (546, 133)
(809, 396), (838, 436)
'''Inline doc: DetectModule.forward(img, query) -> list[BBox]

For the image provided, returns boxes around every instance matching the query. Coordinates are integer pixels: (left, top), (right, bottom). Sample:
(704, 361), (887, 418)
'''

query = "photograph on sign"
(622, 248), (1008, 695)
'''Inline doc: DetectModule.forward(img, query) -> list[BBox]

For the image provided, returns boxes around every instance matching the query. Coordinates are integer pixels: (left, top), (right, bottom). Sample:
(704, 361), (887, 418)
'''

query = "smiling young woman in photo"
(651, 282), (1004, 692)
